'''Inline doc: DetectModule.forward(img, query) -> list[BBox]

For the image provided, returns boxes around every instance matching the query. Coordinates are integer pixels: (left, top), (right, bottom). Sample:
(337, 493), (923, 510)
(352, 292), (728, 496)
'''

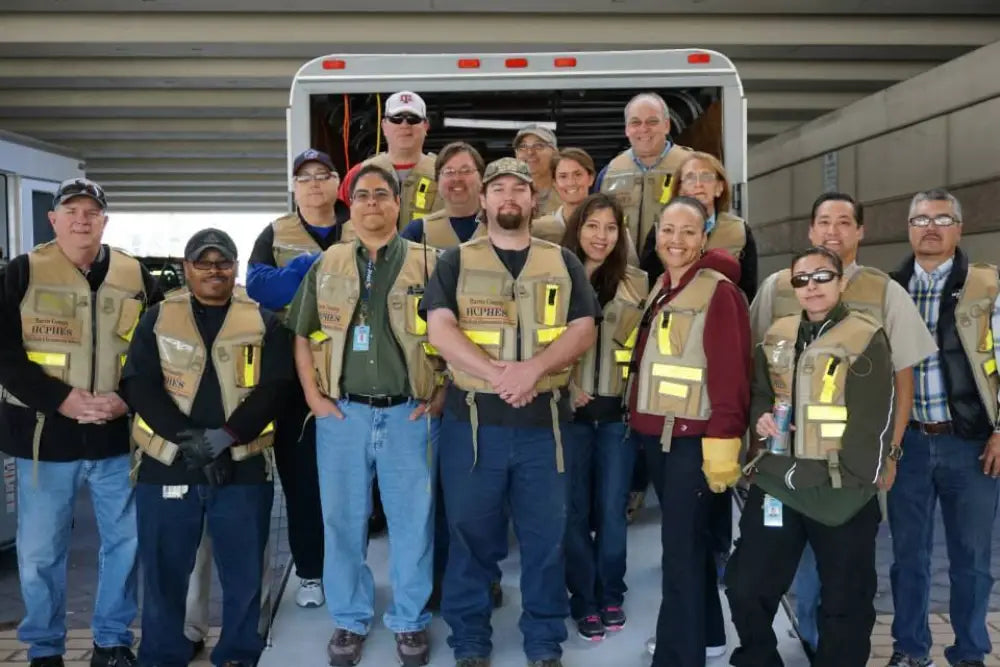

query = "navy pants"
(136, 482), (272, 667)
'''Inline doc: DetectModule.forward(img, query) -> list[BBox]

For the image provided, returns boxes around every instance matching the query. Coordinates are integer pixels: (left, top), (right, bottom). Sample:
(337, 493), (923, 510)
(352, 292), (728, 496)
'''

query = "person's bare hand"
(878, 459), (897, 491)
(491, 360), (542, 408)
(415, 387), (446, 419)
(755, 413), (779, 439)
(308, 395), (343, 420)
(979, 433), (1000, 477)
(58, 388), (104, 421)
(573, 390), (594, 409)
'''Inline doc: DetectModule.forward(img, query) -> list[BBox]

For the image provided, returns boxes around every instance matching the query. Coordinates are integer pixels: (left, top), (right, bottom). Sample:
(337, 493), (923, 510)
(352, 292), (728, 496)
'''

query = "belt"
(343, 393), (410, 408)
(909, 420), (953, 435)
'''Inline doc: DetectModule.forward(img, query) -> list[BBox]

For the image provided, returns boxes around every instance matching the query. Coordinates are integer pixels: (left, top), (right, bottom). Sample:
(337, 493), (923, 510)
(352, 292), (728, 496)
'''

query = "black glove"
(202, 451), (234, 487)
(176, 427), (235, 471)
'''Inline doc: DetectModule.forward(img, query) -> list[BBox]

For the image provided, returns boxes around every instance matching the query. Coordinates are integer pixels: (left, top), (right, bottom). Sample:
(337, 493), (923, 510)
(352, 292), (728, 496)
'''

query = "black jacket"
(0, 246), (160, 461)
(891, 248), (997, 440)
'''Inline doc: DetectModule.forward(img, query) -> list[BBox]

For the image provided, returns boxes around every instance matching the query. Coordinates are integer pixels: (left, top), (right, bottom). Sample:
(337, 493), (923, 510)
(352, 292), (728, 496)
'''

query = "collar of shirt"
(912, 256), (955, 284)
(353, 233), (401, 263)
(705, 213), (717, 235)
(629, 142), (674, 173)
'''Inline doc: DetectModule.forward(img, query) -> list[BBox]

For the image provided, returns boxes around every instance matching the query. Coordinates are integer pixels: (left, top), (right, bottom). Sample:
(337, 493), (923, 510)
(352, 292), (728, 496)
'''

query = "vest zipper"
(89, 287), (98, 392)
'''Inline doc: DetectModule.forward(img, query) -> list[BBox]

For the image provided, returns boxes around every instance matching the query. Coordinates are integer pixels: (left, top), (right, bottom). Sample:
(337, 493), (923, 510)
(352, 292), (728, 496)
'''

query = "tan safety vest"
(955, 263), (1000, 424)
(270, 212), (324, 268)
(530, 207), (567, 245)
(364, 153), (443, 228)
(451, 237), (572, 393)
(707, 212), (747, 260)
(772, 265), (888, 324)
(762, 311), (882, 488)
(600, 145), (693, 257)
(20, 242), (145, 396)
(131, 289), (275, 465)
(307, 240), (440, 401)
(535, 188), (563, 217)
(634, 268), (728, 422)
(573, 265), (649, 397)
(421, 209), (487, 249)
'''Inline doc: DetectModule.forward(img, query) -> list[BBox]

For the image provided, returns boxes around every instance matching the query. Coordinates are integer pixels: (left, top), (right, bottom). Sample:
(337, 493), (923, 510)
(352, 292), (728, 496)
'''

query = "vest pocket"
(605, 176), (639, 207)
(234, 344), (262, 388)
(647, 363), (703, 416)
(115, 298), (143, 341)
(26, 351), (69, 382)
(309, 331), (333, 396)
(654, 311), (694, 356)
(403, 292), (428, 336)
(800, 405), (846, 459)
(33, 289), (78, 317)
(610, 304), (642, 347)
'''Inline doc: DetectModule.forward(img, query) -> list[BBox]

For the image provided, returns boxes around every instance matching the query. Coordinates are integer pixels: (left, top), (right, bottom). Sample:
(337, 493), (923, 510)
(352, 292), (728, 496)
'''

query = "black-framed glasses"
(192, 259), (235, 272)
(293, 171), (338, 183)
(515, 142), (551, 153)
(908, 214), (959, 228)
(790, 270), (840, 288)
(386, 114), (423, 125)
(351, 189), (394, 204)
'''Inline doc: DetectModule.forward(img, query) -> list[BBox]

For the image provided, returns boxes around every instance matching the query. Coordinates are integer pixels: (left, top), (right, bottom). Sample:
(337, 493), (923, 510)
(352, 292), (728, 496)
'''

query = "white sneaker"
(706, 644), (727, 658)
(646, 637), (656, 655)
(295, 578), (325, 608)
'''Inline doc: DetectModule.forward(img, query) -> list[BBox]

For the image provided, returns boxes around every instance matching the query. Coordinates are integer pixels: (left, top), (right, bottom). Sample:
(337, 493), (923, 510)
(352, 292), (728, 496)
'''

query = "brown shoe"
(327, 628), (366, 666)
(396, 629), (430, 666)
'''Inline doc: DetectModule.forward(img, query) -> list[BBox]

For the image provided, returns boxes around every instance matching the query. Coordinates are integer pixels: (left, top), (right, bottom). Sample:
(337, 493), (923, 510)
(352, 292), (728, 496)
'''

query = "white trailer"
(287, 49), (747, 216)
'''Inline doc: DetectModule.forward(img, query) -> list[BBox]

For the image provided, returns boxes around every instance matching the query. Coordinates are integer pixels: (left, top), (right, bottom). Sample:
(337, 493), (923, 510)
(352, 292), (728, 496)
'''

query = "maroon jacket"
(628, 248), (751, 440)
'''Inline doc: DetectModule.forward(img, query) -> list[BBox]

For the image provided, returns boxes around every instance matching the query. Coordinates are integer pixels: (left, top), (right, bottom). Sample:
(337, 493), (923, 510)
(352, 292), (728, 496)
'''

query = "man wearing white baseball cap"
(339, 91), (445, 229)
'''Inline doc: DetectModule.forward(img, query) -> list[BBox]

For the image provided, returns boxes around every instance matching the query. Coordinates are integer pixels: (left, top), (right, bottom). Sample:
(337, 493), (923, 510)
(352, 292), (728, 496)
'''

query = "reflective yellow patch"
(651, 363), (702, 381)
(26, 351), (67, 367)
(820, 422), (846, 438)
(658, 380), (689, 398)
(536, 326), (566, 344)
(465, 330), (501, 346)
(806, 405), (848, 421)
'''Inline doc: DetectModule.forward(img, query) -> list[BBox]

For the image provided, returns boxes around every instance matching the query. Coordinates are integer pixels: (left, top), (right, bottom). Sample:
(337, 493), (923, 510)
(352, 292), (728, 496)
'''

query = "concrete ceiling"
(1, 5), (999, 211)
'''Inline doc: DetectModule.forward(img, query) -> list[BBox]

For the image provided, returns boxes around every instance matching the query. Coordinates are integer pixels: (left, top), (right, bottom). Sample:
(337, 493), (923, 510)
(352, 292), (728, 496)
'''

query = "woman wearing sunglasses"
(559, 193), (648, 642)
(725, 245), (895, 667)
(627, 196), (750, 667)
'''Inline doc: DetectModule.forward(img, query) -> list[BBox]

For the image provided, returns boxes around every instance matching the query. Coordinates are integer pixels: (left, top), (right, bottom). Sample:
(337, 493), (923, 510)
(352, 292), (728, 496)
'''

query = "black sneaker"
(455, 659), (490, 667)
(599, 605), (626, 631)
(29, 658), (64, 667)
(576, 614), (605, 641)
(90, 645), (136, 667)
(885, 652), (936, 667)
(527, 660), (563, 667)
(953, 661), (984, 667)
(190, 639), (206, 660)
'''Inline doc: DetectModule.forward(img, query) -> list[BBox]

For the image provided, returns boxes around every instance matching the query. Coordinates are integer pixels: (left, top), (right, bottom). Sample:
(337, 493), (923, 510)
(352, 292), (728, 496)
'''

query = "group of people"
(1, 87), (997, 667)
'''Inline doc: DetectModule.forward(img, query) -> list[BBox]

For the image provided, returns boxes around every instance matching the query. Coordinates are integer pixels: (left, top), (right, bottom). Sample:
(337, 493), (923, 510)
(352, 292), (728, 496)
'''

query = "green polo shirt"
(287, 234), (410, 397)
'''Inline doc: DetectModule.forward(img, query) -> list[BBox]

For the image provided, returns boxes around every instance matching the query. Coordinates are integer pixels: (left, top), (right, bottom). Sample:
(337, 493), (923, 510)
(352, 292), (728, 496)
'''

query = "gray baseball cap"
(184, 228), (238, 262)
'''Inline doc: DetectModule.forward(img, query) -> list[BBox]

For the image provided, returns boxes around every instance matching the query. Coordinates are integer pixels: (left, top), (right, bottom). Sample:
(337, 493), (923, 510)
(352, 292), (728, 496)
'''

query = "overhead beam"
(86, 158), (286, 174)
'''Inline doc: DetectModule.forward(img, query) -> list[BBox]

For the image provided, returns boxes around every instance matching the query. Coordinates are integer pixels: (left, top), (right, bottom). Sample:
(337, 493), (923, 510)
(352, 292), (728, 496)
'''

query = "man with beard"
(423, 158), (600, 667)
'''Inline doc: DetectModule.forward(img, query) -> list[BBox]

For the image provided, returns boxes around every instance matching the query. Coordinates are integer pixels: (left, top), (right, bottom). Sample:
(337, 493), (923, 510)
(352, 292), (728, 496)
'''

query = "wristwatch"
(888, 444), (903, 462)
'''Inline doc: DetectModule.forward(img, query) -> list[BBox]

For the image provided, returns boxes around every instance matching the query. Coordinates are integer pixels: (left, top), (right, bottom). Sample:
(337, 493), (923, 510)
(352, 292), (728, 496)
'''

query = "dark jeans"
(272, 387), (324, 580)
(725, 484), (879, 667)
(888, 427), (999, 664)
(440, 414), (569, 661)
(563, 420), (633, 619)
(638, 432), (724, 667)
(136, 482), (273, 667)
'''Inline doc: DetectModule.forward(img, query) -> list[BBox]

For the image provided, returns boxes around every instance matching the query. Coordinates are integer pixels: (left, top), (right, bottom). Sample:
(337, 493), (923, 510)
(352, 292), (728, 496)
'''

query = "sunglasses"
(192, 260), (235, 272)
(386, 114), (424, 125)
(790, 270), (840, 289)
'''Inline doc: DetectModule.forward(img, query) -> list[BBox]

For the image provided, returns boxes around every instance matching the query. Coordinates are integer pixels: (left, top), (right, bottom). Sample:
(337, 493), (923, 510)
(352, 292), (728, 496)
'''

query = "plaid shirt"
(909, 258), (954, 423)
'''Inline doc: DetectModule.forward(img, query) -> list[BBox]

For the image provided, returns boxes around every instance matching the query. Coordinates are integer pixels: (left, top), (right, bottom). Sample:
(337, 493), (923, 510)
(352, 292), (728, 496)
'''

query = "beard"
(495, 206), (526, 230)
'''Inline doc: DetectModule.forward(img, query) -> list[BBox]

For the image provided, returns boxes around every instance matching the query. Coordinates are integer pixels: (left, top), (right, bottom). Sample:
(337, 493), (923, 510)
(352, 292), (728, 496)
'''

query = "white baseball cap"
(385, 91), (427, 119)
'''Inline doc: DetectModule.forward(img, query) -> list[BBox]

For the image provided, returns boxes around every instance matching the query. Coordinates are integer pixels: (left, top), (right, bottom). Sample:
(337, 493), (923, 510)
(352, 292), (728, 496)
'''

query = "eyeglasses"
(293, 171), (338, 183)
(351, 189), (394, 204)
(681, 171), (718, 186)
(440, 166), (479, 179)
(626, 118), (664, 129)
(908, 214), (959, 228)
(515, 142), (551, 154)
(790, 270), (840, 289)
(192, 259), (235, 272)
(386, 114), (424, 125)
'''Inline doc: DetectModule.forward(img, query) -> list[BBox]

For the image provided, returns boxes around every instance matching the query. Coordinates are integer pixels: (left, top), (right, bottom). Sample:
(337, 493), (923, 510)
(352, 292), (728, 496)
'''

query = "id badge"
(162, 485), (188, 500)
(352, 324), (371, 352)
(762, 494), (783, 528)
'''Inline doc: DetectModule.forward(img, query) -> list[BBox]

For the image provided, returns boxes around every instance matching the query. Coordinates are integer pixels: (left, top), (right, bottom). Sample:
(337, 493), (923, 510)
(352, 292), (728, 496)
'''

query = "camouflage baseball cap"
(482, 157), (533, 186)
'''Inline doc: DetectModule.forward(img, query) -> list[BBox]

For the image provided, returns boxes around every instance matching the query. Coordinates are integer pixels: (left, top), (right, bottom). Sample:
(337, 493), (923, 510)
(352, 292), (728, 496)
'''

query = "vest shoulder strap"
(708, 212), (747, 257)
(414, 153), (437, 176)
(619, 264), (650, 304)
(824, 312), (882, 357)
(106, 249), (144, 293)
(670, 268), (728, 311)
(317, 240), (357, 274)
(364, 153), (392, 170)
(963, 263), (1000, 301)
(270, 212), (300, 233)
(765, 314), (800, 345)
(29, 242), (84, 284)
(605, 151), (635, 172)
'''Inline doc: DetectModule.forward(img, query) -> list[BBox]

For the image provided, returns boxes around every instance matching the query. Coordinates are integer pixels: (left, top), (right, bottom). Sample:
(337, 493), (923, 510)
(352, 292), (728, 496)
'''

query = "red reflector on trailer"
(458, 59), (481, 69)
(687, 52), (711, 64)
(554, 57), (577, 68)
(505, 58), (528, 68)
(322, 59), (346, 70)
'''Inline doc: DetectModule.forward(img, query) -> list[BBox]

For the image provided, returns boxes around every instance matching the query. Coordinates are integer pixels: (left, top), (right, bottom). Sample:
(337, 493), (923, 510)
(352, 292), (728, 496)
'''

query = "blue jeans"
(793, 543), (820, 652)
(888, 428), (999, 664)
(440, 414), (569, 661)
(15, 456), (138, 659)
(562, 420), (633, 619)
(136, 482), (273, 667)
(315, 400), (436, 634)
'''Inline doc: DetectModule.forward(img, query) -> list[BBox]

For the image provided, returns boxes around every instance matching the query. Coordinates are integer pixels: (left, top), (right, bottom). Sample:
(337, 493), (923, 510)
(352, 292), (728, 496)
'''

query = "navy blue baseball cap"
(292, 149), (336, 175)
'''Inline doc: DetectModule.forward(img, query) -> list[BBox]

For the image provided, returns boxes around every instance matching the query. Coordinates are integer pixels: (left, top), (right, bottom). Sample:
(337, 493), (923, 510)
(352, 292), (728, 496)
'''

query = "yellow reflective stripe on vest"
(27, 351), (67, 367)
(260, 421), (275, 436)
(658, 174), (672, 204)
(614, 349), (633, 364)
(983, 327), (994, 352)
(821, 422), (846, 438)
(135, 415), (154, 434)
(624, 327), (638, 348)
(651, 363), (703, 382)
(536, 326), (566, 344)
(659, 380), (689, 398)
(414, 177), (432, 212)
(412, 298), (427, 336)
(465, 330), (501, 346)
(422, 342), (440, 356)
(657, 314), (673, 355)
(819, 358), (839, 404)
(310, 330), (330, 343)
(985, 358), (997, 376)
(543, 284), (559, 326)
(242, 346), (258, 388)
(806, 405), (848, 422)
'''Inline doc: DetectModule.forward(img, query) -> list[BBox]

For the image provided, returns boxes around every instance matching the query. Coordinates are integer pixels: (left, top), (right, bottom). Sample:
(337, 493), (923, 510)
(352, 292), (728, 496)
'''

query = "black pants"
(272, 385), (324, 580)
(639, 433), (725, 667)
(725, 484), (879, 667)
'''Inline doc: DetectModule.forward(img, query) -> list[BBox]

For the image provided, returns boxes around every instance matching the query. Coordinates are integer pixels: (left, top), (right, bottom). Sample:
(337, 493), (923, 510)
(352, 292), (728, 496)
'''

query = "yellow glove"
(701, 437), (742, 493)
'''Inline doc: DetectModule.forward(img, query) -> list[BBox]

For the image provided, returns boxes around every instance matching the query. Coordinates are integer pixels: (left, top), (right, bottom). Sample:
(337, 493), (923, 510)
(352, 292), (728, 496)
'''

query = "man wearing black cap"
(121, 228), (292, 667)
(246, 148), (348, 609)
(0, 178), (159, 667)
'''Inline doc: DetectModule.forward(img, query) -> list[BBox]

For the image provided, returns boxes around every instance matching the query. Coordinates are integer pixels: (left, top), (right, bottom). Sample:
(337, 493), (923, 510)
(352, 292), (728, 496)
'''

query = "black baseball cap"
(292, 149), (336, 175)
(53, 178), (108, 210)
(184, 228), (238, 262)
